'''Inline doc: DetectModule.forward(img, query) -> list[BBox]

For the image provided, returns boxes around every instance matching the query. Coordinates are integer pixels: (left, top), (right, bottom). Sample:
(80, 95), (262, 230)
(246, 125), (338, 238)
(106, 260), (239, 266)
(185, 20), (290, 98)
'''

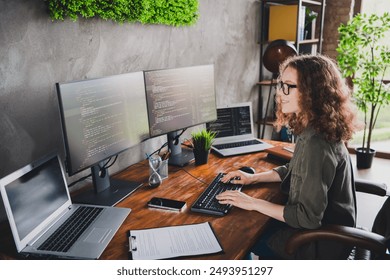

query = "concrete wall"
(0, 0), (261, 184)
(0, 0), (359, 182)
(0, 0), (366, 230)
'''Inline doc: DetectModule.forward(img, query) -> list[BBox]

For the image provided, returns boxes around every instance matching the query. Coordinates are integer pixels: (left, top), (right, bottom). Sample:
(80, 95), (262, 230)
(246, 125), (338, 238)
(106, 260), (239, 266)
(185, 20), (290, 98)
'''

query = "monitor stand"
(167, 131), (194, 167)
(72, 164), (142, 206)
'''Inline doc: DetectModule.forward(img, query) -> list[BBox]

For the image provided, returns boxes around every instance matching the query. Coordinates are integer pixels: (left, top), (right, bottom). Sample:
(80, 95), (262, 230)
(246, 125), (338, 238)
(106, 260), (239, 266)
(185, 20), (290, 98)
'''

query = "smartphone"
(147, 197), (186, 211)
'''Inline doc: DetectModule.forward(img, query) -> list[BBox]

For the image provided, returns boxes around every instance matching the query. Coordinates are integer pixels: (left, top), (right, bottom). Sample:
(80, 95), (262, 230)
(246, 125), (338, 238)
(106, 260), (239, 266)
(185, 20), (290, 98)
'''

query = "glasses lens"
(278, 81), (296, 95)
(278, 81), (287, 95)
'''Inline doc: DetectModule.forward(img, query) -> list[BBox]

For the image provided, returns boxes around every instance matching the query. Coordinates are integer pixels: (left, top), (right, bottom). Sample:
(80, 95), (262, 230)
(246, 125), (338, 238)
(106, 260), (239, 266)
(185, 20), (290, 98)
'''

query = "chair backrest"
(372, 196), (390, 248)
(355, 180), (389, 259)
(353, 193), (390, 259)
(285, 179), (389, 259)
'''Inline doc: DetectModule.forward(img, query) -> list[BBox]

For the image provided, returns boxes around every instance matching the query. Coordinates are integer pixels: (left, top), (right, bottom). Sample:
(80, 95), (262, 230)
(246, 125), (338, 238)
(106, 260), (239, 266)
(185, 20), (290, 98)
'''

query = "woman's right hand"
(220, 170), (255, 185)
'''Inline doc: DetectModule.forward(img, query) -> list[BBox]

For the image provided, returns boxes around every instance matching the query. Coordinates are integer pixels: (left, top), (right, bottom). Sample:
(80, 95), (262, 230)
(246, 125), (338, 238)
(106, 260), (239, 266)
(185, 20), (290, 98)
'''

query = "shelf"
(260, 38), (319, 45)
(302, 0), (322, 5)
(257, 80), (277, 86)
(298, 38), (320, 45)
(257, 0), (326, 139)
(257, 118), (276, 126)
(266, 0), (322, 6)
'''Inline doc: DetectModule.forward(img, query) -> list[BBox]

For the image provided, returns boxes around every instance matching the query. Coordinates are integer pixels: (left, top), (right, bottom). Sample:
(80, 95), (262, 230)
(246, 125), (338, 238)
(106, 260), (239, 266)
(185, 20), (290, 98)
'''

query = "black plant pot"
(193, 149), (210, 165)
(355, 147), (376, 169)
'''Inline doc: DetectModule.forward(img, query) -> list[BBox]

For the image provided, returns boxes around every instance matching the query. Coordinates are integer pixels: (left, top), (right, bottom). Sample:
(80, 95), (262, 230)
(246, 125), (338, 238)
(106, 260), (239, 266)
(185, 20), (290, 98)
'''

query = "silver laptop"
(206, 102), (273, 156)
(0, 153), (130, 259)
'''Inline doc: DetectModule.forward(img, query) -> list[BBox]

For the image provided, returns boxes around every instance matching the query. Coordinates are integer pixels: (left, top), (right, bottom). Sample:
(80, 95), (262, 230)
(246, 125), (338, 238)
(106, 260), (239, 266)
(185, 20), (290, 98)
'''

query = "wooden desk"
(101, 143), (390, 260)
(100, 141), (287, 260)
(1, 141), (388, 260)
(0, 140), (285, 260)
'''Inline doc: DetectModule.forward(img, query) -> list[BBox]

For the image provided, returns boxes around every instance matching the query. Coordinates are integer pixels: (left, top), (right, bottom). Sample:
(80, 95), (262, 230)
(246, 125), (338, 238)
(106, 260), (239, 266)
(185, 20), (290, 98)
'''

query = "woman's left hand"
(216, 190), (257, 211)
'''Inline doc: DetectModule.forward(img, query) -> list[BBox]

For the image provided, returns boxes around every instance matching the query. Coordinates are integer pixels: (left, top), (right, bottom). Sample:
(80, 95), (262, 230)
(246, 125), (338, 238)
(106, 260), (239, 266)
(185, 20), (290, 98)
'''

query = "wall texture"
(0, 0), (357, 182)
(322, 0), (356, 59)
(0, 0), (360, 224)
(0, 0), (261, 184)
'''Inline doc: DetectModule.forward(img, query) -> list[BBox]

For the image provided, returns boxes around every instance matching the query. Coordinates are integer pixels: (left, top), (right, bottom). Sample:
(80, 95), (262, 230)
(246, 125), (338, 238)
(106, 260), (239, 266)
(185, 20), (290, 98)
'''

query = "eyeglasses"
(277, 81), (297, 95)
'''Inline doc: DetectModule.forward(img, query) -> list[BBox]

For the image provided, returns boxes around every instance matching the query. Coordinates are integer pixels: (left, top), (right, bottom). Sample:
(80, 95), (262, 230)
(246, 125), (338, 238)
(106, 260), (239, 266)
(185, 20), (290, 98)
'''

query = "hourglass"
(148, 154), (162, 188)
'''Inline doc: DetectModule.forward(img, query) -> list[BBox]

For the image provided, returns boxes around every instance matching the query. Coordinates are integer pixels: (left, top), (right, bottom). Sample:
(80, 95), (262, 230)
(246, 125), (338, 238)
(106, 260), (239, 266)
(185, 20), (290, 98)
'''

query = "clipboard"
(128, 222), (224, 260)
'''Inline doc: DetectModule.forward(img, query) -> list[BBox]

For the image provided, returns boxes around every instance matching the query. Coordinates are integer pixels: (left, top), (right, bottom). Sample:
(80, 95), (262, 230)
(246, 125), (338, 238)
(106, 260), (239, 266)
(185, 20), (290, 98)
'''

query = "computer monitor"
(144, 64), (217, 166)
(56, 71), (149, 206)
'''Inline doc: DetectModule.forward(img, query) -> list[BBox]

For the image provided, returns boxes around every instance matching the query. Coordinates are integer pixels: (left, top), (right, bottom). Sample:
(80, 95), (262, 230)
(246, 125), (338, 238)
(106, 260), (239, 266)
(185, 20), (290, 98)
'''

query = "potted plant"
(337, 12), (390, 168)
(190, 129), (217, 165)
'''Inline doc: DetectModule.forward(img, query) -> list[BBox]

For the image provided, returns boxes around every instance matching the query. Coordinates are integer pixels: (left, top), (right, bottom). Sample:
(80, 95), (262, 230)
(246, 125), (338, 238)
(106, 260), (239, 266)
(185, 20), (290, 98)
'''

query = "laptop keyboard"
(38, 206), (103, 253)
(213, 139), (262, 150)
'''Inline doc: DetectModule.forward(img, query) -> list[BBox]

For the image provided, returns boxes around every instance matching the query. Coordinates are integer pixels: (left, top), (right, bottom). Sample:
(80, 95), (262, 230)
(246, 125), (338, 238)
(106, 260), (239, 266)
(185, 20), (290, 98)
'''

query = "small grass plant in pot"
(190, 129), (217, 165)
(337, 12), (390, 168)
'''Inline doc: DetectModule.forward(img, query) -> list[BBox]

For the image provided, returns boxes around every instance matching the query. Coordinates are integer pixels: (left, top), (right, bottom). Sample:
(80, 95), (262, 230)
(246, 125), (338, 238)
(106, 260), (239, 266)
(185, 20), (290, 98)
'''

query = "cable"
(173, 128), (187, 145)
(68, 173), (92, 188)
(179, 168), (208, 185)
(146, 129), (189, 159)
(68, 156), (118, 188)
(146, 142), (168, 159)
(103, 155), (118, 169)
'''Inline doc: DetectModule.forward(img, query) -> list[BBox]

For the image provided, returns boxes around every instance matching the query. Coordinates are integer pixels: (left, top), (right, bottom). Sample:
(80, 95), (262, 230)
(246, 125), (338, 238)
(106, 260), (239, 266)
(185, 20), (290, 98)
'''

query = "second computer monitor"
(144, 64), (217, 166)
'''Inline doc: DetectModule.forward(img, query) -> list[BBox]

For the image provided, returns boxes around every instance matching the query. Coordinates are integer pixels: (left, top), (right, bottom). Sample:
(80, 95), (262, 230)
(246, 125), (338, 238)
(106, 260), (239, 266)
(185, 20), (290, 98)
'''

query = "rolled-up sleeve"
(273, 163), (289, 180)
(283, 137), (336, 229)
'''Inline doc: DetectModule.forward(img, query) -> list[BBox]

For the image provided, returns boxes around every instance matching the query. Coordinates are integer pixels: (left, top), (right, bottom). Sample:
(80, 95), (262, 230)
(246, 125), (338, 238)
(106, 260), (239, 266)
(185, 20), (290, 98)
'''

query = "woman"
(216, 54), (360, 259)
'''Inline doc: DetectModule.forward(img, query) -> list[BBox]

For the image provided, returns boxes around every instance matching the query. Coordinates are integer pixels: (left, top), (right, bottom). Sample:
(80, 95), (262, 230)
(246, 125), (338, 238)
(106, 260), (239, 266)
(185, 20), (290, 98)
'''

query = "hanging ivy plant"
(45, 0), (199, 26)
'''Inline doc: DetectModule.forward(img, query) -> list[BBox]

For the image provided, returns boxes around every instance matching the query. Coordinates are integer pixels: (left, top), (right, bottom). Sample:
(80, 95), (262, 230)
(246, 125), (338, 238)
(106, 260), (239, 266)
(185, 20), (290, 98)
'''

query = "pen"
(162, 151), (171, 160)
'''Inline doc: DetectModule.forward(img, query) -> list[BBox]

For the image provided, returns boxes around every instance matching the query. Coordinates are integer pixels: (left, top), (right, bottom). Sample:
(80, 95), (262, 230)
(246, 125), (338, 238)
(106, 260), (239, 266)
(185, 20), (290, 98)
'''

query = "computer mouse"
(239, 166), (255, 174)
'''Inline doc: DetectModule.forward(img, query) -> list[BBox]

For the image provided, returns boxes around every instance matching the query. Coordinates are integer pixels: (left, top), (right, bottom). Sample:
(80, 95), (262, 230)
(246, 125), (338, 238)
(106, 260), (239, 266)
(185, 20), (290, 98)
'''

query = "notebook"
(0, 153), (130, 259)
(206, 102), (273, 156)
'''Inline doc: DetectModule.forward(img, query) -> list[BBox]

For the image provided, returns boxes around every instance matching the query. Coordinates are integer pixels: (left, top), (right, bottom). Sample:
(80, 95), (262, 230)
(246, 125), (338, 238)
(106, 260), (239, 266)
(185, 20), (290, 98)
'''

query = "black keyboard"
(38, 206), (103, 252)
(191, 173), (243, 216)
(213, 139), (262, 150)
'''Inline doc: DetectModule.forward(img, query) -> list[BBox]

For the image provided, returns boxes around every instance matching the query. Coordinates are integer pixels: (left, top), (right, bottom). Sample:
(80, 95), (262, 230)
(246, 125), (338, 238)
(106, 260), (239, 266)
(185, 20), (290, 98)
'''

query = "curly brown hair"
(274, 54), (360, 142)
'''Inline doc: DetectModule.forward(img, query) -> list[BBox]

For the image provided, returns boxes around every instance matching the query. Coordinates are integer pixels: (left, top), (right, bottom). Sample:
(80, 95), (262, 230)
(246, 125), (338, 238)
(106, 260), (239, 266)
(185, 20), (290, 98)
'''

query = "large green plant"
(337, 13), (390, 152)
(45, 0), (199, 26)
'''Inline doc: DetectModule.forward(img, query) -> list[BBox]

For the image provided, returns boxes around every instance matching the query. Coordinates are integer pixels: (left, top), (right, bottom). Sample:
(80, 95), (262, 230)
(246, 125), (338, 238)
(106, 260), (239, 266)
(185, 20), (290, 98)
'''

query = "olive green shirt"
(273, 127), (356, 229)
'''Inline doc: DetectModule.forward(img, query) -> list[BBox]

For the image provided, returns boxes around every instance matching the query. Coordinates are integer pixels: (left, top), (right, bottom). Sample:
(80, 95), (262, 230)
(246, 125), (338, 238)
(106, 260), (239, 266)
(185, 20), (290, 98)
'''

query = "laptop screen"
(3, 156), (69, 241)
(207, 104), (252, 138)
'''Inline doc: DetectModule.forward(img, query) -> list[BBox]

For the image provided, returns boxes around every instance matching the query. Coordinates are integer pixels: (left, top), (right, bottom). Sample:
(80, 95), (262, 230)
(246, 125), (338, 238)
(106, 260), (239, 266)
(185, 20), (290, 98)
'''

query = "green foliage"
(45, 0), (199, 26)
(139, 0), (198, 26)
(337, 13), (390, 151)
(305, 8), (317, 29)
(190, 129), (217, 151)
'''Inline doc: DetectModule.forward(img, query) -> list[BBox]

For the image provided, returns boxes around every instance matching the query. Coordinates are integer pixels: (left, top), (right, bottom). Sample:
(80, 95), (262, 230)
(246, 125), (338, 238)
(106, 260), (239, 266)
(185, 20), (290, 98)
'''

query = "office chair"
(285, 178), (390, 260)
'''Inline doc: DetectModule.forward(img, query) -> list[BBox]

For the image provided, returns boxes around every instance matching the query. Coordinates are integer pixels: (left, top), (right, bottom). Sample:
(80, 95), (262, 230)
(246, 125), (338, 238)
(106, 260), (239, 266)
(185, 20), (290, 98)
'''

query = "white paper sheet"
(128, 222), (223, 260)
